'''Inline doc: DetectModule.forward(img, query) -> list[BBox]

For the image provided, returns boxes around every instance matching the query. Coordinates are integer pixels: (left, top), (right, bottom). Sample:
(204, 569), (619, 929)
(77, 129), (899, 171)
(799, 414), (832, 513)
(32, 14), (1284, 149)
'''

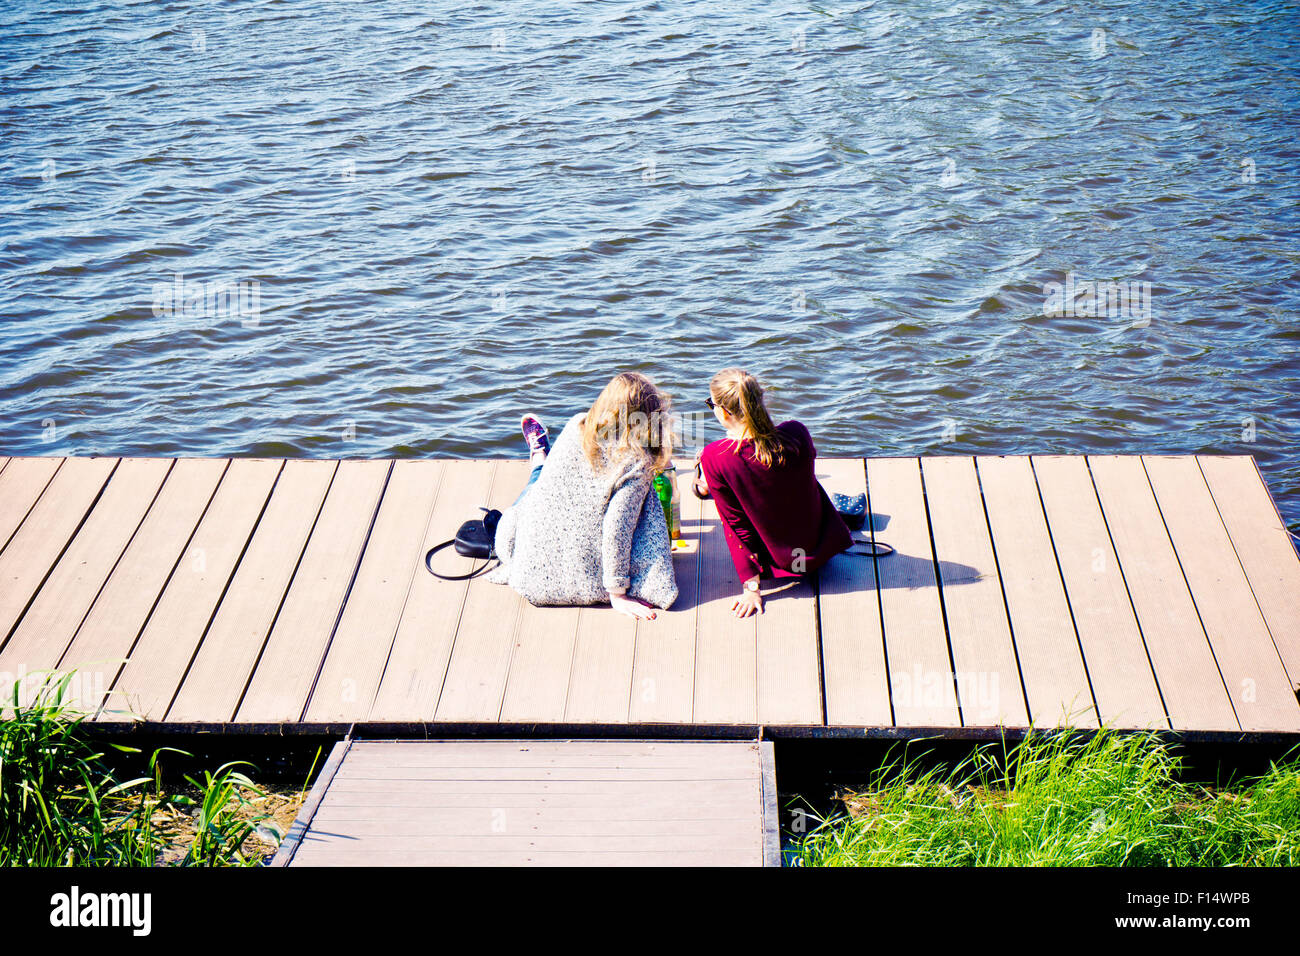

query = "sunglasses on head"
(705, 397), (718, 410)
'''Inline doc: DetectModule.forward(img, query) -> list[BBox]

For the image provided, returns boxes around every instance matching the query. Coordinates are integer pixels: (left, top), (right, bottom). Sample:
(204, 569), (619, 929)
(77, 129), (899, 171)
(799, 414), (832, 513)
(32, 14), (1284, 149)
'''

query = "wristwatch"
(744, 579), (760, 593)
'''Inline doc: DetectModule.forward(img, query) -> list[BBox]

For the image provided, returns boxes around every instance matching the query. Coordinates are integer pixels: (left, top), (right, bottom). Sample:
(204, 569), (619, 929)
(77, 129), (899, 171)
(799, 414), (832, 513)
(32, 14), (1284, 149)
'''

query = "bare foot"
(610, 593), (657, 621)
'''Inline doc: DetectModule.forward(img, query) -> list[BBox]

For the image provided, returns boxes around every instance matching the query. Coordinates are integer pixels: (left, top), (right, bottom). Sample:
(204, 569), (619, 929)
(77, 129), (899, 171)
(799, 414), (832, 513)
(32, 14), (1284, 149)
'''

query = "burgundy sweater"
(699, 420), (853, 583)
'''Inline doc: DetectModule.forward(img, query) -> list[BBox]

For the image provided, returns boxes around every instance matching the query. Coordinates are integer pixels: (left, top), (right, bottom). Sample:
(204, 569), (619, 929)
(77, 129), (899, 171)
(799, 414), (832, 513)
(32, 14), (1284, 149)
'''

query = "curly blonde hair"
(582, 372), (673, 472)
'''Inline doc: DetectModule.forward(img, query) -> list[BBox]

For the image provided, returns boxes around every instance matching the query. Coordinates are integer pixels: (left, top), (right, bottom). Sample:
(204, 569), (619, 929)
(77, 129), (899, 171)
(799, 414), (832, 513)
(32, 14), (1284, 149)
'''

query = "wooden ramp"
(270, 739), (778, 867)
(0, 453), (1297, 738)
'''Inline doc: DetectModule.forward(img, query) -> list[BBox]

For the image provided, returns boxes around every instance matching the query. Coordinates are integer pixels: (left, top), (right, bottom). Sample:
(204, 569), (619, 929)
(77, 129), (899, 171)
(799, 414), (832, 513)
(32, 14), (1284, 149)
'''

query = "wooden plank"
(166, 460), (337, 722)
(370, 460), (498, 721)
(334, 768), (758, 783)
(976, 456), (1098, 728)
(692, 489), (758, 724)
(305, 460), (444, 722)
(628, 468), (702, 723)
(919, 456), (1029, 727)
(759, 739), (780, 867)
(550, 468), (706, 723)
(325, 746), (758, 796)
(323, 777), (762, 792)
(349, 739), (745, 755)
(315, 770), (756, 787)
(1199, 455), (1300, 692)
(97, 459), (283, 721)
(814, 458), (891, 726)
(743, 446), (831, 724)
(557, 464), (713, 722)
(0, 456), (61, 554)
(756, 523), (821, 724)
(309, 806), (760, 827)
(321, 737), (755, 765)
(1031, 455), (1168, 729)
(312, 790), (757, 810)
(331, 766), (758, 782)
(0, 457), (118, 651)
(0, 458), (173, 692)
(296, 817), (759, 837)
(434, 461), (531, 722)
(339, 745), (760, 768)
(327, 768), (758, 784)
(304, 811), (759, 832)
(55, 458), (229, 713)
(1143, 455), (1299, 732)
(868, 457), (962, 727)
(270, 738), (352, 867)
(333, 744), (761, 770)
(501, 460), (586, 719)
(234, 460), (390, 723)
(294, 842), (760, 859)
(1087, 455), (1238, 731)
(558, 606), (628, 722)
(328, 761), (742, 778)
(303, 812), (756, 829)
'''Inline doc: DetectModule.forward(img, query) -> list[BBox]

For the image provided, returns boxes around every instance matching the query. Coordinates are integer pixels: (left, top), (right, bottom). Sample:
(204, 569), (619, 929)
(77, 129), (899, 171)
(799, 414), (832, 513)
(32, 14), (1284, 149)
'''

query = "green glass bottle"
(653, 472), (673, 536)
(654, 465), (681, 540)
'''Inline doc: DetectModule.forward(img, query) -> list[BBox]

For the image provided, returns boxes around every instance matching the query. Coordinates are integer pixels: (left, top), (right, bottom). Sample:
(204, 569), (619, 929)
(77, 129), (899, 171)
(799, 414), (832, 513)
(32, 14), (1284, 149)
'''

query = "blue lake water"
(2, 0), (1298, 526)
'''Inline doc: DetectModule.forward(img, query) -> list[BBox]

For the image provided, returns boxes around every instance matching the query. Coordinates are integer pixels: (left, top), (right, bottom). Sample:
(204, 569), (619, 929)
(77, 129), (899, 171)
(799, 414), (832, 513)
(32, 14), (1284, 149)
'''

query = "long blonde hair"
(582, 372), (673, 471)
(709, 368), (787, 469)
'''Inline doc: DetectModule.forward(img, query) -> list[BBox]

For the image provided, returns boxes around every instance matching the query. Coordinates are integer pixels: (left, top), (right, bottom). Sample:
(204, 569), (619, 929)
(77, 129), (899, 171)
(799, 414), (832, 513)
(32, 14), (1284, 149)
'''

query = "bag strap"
(424, 540), (499, 581)
(846, 532), (894, 557)
(846, 540), (894, 557)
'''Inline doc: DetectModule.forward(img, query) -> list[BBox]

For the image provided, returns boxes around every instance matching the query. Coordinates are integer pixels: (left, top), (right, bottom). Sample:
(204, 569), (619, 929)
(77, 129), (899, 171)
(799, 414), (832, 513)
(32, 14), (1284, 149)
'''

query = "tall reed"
(0, 671), (157, 865)
(1, 670), (284, 867)
(790, 730), (1300, 867)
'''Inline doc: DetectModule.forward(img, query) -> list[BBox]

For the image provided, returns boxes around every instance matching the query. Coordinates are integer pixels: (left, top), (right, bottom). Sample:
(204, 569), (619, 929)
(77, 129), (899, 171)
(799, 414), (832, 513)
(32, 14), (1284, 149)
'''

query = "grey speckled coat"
(488, 413), (679, 609)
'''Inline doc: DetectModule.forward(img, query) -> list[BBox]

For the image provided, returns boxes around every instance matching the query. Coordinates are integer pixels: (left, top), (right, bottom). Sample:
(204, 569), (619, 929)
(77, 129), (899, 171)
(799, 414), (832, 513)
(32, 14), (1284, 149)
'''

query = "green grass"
(788, 730), (1300, 867)
(1, 670), (282, 867)
(177, 761), (273, 867)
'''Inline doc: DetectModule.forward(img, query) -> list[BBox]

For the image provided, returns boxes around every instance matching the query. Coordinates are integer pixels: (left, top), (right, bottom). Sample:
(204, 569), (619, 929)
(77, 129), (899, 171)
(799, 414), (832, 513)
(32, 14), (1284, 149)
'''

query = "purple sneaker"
(521, 414), (549, 457)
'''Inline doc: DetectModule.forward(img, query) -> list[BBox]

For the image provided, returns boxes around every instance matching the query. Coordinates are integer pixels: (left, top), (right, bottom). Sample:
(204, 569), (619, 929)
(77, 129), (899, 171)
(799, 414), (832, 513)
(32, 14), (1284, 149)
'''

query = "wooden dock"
(270, 739), (778, 867)
(0, 454), (1297, 738)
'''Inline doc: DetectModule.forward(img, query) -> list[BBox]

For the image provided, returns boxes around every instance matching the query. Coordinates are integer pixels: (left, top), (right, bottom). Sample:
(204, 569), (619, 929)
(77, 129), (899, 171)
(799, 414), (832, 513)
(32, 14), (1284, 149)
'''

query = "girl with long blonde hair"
(697, 368), (852, 618)
(489, 372), (679, 618)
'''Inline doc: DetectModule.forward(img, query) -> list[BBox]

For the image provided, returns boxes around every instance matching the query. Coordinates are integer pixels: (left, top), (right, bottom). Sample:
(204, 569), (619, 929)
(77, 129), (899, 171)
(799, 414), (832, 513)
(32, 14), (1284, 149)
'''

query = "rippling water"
(2, 0), (1298, 526)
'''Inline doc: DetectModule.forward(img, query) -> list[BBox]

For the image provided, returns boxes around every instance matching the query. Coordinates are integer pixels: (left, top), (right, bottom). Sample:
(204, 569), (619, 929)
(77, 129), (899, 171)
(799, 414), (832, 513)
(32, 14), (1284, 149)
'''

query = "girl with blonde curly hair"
(489, 372), (678, 618)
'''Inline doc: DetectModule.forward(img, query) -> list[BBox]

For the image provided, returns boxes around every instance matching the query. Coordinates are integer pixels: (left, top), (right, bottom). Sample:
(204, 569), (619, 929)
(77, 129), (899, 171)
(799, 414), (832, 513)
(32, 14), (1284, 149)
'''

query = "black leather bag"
(425, 508), (502, 580)
(830, 491), (866, 531)
(829, 491), (895, 556)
